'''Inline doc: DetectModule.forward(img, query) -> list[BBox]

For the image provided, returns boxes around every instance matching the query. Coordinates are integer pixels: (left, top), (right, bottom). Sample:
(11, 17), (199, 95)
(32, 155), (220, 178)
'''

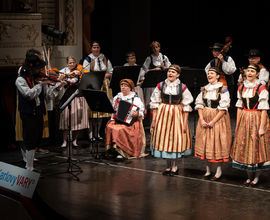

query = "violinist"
(238, 49), (269, 86)
(15, 54), (59, 171)
(205, 42), (236, 99)
(58, 56), (90, 148)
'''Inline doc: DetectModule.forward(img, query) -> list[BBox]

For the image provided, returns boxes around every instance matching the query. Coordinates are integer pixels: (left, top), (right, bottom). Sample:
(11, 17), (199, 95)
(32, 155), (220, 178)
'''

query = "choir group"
(15, 40), (270, 186)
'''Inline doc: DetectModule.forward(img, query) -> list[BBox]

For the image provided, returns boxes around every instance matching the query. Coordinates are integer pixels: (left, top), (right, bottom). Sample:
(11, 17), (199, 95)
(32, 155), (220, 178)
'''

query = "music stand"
(55, 85), (82, 181)
(110, 66), (141, 96)
(141, 69), (167, 88)
(79, 71), (106, 91)
(82, 89), (115, 158)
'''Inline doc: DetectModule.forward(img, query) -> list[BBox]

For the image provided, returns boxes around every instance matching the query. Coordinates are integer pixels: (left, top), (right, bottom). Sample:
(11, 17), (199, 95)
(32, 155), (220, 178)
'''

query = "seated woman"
(105, 79), (145, 159)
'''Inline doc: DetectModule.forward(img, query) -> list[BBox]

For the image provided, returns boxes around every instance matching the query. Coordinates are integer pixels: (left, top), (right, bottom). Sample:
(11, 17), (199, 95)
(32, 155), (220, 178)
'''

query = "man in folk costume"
(15, 54), (60, 171)
(238, 49), (269, 86)
(205, 42), (236, 99)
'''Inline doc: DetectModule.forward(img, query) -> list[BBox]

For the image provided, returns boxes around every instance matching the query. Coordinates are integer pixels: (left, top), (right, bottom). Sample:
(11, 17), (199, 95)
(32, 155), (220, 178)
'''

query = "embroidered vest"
(202, 86), (223, 108)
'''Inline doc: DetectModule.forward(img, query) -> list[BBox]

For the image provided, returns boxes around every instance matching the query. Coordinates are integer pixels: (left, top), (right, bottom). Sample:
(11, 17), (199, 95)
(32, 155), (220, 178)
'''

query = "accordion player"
(105, 79), (145, 159)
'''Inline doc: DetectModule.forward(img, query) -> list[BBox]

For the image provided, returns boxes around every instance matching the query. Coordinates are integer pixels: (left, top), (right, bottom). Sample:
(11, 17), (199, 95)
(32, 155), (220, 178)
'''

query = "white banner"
(0, 162), (40, 199)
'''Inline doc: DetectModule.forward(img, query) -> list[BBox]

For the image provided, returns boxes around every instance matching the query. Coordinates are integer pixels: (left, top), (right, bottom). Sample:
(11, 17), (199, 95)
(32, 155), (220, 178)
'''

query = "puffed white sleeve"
(194, 91), (204, 110)
(181, 85), (193, 112)
(83, 58), (90, 71)
(258, 88), (269, 110)
(235, 89), (243, 108)
(139, 57), (151, 81)
(15, 77), (42, 100)
(134, 97), (145, 118)
(258, 68), (269, 86)
(218, 89), (230, 111)
(163, 55), (171, 68)
(205, 62), (211, 75)
(107, 59), (113, 73)
(150, 86), (161, 109)
(222, 56), (236, 75)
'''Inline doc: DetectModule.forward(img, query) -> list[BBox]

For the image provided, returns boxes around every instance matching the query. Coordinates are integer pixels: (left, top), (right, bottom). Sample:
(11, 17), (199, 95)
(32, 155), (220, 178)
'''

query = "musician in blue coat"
(105, 79), (145, 159)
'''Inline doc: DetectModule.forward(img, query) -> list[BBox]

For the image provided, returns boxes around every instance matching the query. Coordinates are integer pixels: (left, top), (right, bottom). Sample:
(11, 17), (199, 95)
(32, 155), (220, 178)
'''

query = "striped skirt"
(230, 109), (270, 171)
(151, 103), (192, 159)
(59, 97), (89, 131)
(195, 108), (232, 162)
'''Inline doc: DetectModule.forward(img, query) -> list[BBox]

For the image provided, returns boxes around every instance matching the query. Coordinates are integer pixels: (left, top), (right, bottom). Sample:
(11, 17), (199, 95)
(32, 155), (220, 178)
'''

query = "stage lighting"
(42, 25), (67, 39)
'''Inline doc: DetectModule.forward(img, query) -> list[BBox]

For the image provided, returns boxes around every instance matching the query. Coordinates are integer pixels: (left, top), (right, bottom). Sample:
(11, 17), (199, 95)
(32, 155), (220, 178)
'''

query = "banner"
(0, 162), (40, 199)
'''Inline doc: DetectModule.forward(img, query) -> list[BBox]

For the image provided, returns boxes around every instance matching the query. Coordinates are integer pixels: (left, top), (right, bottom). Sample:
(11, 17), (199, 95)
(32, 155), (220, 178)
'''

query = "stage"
(1, 112), (270, 220)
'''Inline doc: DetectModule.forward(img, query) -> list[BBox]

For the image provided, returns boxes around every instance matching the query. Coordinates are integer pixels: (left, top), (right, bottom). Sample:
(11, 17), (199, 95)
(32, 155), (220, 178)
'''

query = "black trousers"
(20, 107), (44, 150)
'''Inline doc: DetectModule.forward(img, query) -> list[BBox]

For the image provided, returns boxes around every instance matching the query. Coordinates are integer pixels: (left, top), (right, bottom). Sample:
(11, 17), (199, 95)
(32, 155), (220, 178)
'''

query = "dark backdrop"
(90, 0), (270, 71)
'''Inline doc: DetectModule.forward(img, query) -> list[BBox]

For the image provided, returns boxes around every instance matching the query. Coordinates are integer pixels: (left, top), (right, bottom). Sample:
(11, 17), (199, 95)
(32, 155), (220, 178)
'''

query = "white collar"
(243, 79), (260, 89)
(89, 53), (104, 60)
(204, 82), (223, 91)
(117, 91), (136, 99)
(165, 78), (180, 87)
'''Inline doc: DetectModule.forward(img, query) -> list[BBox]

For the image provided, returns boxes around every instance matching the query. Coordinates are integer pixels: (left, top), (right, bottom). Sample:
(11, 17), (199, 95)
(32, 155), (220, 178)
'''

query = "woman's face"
(167, 68), (179, 82)
(152, 43), (160, 55)
(207, 70), (219, 84)
(67, 58), (76, 70)
(120, 83), (131, 96)
(91, 43), (101, 56)
(246, 68), (259, 82)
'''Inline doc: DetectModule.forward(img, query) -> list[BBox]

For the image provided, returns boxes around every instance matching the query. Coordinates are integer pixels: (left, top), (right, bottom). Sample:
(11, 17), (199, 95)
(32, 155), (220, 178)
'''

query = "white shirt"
(150, 79), (193, 112)
(112, 91), (145, 119)
(235, 80), (269, 110)
(15, 76), (56, 107)
(205, 56), (236, 75)
(195, 82), (230, 111)
(139, 53), (171, 81)
(83, 53), (113, 73)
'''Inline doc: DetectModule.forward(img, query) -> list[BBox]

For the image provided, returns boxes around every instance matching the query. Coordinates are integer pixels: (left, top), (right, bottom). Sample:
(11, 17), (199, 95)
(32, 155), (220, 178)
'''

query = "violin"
(216, 36), (232, 68)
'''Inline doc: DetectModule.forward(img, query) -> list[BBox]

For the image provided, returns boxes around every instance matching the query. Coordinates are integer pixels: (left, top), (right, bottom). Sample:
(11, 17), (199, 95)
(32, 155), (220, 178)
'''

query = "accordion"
(116, 100), (138, 124)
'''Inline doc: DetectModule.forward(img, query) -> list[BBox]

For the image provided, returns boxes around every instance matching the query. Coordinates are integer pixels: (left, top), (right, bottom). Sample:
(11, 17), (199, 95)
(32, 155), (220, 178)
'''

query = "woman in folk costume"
(194, 67), (232, 180)
(59, 56), (89, 147)
(105, 79), (145, 159)
(150, 64), (193, 176)
(138, 41), (171, 119)
(83, 40), (113, 141)
(231, 64), (270, 186)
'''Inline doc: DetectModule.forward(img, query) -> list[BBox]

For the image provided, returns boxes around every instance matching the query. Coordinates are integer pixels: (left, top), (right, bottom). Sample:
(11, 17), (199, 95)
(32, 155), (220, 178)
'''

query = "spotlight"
(42, 25), (67, 40)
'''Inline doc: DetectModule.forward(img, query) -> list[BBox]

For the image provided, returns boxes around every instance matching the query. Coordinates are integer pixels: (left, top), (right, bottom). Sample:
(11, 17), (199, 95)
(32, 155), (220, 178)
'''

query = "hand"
(200, 118), (208, 128)
(259, 127), (265, 136)
(217, 54), (224, 62)
(207, 120), (215, 128)
(58, 73), (66, 80)
(137, 81), (143, 86)
(73, 70), (81, 76)
(150, 120), (156, 133)
(130, 111), (138, 118)
(183, 121), (187, 133)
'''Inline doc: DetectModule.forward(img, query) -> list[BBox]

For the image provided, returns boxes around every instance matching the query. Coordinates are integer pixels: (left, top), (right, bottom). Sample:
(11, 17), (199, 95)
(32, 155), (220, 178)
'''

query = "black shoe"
(169, 169), (179, 176)
(162, 169), (171, 176)
(211, 175), (222, 181)
(97, 136), (104, 142)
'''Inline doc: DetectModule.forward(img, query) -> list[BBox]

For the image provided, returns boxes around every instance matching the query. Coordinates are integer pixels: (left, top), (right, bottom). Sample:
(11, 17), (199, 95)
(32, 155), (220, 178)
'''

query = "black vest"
(160, 81), (183, 104)
(240, 84), (262, 110)
(202, 86), (223, 108)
